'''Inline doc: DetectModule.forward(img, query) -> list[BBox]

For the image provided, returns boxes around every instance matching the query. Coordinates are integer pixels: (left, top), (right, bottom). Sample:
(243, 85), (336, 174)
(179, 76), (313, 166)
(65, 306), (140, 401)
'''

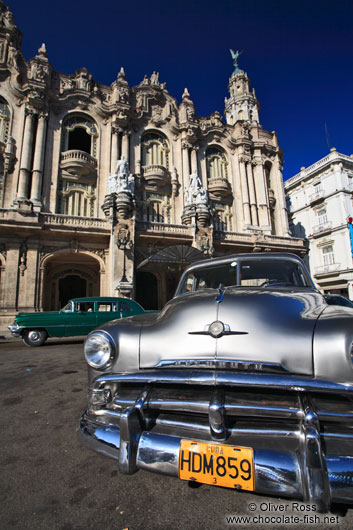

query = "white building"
(285, 148), (353, 299)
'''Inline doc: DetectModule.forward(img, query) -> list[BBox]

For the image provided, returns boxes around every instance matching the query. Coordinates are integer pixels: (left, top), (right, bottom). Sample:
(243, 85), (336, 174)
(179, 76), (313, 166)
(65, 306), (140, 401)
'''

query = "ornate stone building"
(0, 3), (305, 326)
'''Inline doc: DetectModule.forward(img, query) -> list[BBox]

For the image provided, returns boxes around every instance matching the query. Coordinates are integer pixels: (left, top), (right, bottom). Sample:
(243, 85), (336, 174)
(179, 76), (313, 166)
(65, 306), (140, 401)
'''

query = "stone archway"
(41, 251), (101, 310)
(58, 274), (87, 307)
(136, 245), (206, 309)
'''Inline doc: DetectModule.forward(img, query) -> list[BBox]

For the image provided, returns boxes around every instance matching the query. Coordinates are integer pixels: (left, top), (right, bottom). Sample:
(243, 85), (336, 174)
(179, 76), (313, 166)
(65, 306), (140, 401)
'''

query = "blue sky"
(9, 0), (353, 180)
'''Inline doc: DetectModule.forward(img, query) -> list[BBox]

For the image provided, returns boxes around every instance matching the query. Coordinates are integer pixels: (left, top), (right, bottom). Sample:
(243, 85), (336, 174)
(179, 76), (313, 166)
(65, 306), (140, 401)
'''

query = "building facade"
(0, 3), (305, 326)
(285, 148), (353, 299)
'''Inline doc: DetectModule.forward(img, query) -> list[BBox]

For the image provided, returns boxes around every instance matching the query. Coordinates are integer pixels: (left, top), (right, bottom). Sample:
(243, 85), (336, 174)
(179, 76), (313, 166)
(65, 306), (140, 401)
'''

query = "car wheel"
(22, 329), (47, 347)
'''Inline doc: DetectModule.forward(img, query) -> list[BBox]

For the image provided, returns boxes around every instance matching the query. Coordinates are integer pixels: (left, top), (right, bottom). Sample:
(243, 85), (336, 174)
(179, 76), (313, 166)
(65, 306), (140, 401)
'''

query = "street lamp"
(117, 229), (133, 283)
(200, 238), (214, 258)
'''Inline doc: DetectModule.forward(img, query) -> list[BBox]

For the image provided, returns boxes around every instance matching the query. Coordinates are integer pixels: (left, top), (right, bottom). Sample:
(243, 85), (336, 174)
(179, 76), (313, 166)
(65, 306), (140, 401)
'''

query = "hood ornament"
(216, 283), (225, 303)
(189, 320), (248, 339)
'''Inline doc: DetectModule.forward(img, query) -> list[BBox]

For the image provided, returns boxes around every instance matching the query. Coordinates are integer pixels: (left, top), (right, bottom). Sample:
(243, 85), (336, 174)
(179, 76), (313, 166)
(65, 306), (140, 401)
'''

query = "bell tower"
(224, 50), (260, 126)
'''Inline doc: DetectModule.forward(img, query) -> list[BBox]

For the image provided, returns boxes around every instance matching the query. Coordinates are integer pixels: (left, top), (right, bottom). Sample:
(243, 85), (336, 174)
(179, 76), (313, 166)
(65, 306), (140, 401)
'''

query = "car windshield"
(61, 301), (73, 312)
(178, 258), (312, 294)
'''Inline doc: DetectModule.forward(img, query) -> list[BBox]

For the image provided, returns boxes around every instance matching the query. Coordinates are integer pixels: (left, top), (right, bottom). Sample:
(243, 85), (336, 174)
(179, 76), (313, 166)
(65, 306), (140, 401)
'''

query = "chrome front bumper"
(78, 370), (353, 511)
(7, 324), (22, 337)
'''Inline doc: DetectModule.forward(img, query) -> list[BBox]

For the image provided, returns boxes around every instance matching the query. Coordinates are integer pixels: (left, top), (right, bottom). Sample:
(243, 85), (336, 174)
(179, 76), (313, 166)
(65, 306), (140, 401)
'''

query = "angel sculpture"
(230, 49), (244, 73)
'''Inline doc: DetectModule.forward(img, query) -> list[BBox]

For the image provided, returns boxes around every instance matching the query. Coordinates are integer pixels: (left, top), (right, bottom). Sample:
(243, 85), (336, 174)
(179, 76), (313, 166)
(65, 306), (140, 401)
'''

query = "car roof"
(184, 252), (305, 272)
(70, 297), (135, 303)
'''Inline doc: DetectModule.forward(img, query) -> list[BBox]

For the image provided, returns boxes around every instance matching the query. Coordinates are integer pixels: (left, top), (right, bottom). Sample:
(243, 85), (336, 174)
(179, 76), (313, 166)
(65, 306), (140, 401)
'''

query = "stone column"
(273, 157), (290, 236)
(191, 147), (198, 174)
(110, 126), (119, 173)
(30, 113), (48, 209)
(182, 142), (191, 189)
(17, 109), (36, 200)
(239, 157), (251, 226)
(246, 163), (259, 226)
(121, 132), (129, 163)
(38, 264), (45, 311)
(1, 248), (19, 311)
(253, 160), (271, 230)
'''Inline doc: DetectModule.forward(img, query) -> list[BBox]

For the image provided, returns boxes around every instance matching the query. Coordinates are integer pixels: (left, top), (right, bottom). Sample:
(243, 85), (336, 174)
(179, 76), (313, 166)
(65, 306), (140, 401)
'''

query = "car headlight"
(84, 331), (116, 369)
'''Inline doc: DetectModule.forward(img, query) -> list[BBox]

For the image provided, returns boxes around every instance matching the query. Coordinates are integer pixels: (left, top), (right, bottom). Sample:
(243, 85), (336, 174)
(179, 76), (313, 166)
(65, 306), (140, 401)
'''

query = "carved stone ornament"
(104, 156), (135, 220)
(182, 173), (211, 226)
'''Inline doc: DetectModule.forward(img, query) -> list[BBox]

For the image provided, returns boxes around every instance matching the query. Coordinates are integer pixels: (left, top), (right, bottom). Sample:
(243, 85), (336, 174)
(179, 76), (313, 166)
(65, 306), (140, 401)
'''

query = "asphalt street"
(1, 336), (353, 530)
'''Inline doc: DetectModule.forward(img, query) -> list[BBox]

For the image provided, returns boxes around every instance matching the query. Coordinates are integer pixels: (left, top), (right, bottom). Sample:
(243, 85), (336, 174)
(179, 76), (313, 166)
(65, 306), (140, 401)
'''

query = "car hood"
(16, 311), (61, 323)
(139, 288), (326, 375)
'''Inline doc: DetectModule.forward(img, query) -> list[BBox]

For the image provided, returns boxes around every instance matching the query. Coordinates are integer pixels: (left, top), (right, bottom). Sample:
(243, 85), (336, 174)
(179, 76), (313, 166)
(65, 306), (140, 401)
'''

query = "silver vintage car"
(78, 253), (353, 511)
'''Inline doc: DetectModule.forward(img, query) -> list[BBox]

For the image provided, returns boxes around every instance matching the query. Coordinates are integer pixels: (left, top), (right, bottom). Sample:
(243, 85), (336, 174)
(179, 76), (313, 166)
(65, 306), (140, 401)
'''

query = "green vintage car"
(8, 297), (149, 347)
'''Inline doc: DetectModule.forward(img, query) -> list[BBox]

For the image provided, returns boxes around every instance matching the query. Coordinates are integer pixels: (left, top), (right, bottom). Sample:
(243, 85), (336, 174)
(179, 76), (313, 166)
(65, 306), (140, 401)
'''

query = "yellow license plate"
(179, 440), (254, 490)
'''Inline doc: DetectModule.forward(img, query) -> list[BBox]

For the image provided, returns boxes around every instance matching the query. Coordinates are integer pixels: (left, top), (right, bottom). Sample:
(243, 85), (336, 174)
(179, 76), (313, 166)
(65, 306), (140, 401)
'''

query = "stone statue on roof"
(230, 49), (244, 74)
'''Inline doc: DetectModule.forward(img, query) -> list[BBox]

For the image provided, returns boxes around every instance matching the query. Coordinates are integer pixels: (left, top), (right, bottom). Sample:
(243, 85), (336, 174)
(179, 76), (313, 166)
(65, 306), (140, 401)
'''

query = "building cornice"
(285, 150), (353, 190)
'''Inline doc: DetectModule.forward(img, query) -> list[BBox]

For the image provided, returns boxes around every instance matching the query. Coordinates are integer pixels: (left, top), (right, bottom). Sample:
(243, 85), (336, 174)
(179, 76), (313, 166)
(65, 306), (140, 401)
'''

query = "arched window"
(137, 192), (171, 224)
(57, 181), (96, 217)
(206, 147), (228, 180)
(0, 97), (11, 143)
(211, 202), (233, 232)
(238, 110), (244, 121)
(141, 132), (169, 168)
(61, 114), (98, 157)
(58, 114), (98, 217)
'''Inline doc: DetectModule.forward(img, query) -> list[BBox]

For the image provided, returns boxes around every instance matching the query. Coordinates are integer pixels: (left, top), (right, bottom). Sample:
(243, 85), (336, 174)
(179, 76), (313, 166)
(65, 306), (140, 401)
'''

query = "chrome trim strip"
(154, 359), (289, 373)
(209, 388), (225, 440)
(188, 322), (248, 337)
(93, 370), (353, 395)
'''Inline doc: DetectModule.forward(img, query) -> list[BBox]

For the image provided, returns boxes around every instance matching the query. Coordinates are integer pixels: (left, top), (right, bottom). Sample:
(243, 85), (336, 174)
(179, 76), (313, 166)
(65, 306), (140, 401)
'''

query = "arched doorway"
(59, 275), (87, 308)
(135, 245), (206, 309)
(42, 251), (102, 310)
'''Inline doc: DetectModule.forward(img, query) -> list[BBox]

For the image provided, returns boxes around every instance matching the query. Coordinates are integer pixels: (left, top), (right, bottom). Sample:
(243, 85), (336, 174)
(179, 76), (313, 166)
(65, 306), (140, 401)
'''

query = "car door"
(95, 301), (119, 328)
(118, 300), (136, 319)
(64, 301), (97, 336)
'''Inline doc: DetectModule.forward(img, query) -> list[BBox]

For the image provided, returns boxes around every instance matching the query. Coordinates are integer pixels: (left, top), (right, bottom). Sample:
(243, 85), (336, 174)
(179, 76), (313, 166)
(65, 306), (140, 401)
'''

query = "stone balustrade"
(60, 149), (97, 179)
(136, 221), (191, 236)
(41, 213), (108, 230)
(207, 176), (231, 198)
(142, 165), (169, 186)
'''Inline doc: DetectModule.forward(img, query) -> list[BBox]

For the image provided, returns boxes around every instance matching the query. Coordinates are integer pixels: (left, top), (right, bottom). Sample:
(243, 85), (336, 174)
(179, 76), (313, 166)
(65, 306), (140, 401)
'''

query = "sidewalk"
(0, 328), (16, 340)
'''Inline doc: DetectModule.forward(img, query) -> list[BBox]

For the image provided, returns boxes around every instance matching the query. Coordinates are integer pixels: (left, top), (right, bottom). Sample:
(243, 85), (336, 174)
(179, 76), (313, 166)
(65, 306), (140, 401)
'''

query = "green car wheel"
(22, 329), (48, 347)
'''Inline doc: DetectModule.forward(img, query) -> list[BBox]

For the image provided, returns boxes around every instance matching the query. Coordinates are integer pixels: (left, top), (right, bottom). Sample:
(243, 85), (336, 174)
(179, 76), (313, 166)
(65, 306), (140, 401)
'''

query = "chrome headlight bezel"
(84, 331), (116, 370)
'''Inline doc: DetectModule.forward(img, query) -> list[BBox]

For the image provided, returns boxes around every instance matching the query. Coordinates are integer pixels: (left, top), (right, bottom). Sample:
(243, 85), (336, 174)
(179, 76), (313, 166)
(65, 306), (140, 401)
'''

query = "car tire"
(22, 329), (48, 347)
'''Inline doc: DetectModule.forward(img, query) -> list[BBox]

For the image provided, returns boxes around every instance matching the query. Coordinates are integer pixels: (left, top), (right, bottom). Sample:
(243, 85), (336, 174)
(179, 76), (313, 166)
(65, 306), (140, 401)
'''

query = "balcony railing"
(309, 188), (325, 204)
(314, 263), (341, 275)
(207, 176), (232, 198)
(136, 221), (191, 236)
(312, 221), (332, 235)
(41, 213), (108, 230)
(60, 150), (97, 180)
(143, 165), (169, 186)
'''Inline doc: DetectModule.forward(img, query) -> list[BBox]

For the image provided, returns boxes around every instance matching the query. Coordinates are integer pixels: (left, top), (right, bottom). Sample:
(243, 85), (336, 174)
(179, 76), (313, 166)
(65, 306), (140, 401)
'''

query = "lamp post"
(117, 229), (133, 283)
(200, 238), (214, 258)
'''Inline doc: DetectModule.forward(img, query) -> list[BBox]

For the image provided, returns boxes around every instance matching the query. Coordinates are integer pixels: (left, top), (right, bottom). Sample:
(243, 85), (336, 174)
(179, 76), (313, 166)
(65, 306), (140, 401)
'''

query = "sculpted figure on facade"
(74, 68), (92, 91)
(150, 71), (159, 85)
(107, 156), (135, 195)
(230, 48), (243, 74)
(184, 173), (209, 206)
(7, 43), (19, 69)
(184, 185), (194, 206)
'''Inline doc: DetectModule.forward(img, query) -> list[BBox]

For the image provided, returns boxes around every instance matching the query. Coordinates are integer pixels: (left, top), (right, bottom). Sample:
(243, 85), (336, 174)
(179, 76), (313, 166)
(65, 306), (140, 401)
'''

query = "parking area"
(1, 337), (353, 530)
